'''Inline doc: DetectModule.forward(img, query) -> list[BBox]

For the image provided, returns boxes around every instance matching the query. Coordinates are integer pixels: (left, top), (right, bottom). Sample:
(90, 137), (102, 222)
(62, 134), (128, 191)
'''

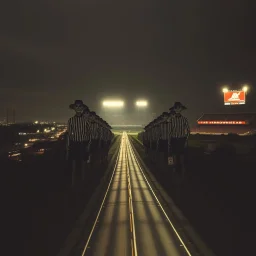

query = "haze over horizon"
(1, 1), (255, 123)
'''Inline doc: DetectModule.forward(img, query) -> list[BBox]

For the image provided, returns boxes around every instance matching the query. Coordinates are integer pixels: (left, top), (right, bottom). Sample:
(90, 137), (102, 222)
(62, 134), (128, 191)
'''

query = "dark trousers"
(69, 141), (89, 161)
(168, 137), (187, 155)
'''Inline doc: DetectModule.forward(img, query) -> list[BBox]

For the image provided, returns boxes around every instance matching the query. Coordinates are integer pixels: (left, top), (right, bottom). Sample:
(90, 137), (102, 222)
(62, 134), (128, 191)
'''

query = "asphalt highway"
(80, 132), (192, 256)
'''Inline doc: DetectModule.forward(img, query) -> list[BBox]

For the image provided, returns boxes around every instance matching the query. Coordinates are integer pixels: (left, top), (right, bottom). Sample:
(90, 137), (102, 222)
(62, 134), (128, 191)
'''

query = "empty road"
(79, 132), (193, 256)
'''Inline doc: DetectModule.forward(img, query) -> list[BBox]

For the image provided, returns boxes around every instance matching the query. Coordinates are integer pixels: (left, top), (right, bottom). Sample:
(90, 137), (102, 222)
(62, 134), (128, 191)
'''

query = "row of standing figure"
(66, 100), (114, 187)
(139, 102), (190, 177)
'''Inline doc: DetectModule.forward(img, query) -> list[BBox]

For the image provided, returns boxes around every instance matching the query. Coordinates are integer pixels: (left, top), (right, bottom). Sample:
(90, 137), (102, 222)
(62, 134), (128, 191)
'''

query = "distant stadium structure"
(194, 113), (256, 135)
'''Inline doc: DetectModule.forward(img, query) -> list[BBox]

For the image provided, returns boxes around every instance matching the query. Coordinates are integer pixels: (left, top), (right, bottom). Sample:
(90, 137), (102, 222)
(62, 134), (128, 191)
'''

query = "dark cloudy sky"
(1, 0), (255, 123)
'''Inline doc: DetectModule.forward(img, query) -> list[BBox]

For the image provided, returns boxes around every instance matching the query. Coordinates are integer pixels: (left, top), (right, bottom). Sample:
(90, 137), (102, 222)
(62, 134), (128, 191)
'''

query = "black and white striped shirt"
(97, 126), (103, 141)
(150, 126), (156, 142)
(159, 121), (169, 140)
(147, 128), (152, 142)
(142, 131), (147, 143)
(168, 114), (190, 138)
(102, 127), (109, 142)
(90, 121), (100, 140)
(154, 124), (161, 142)
(106, 130), (112, 141)
(67, 115), (92, 142)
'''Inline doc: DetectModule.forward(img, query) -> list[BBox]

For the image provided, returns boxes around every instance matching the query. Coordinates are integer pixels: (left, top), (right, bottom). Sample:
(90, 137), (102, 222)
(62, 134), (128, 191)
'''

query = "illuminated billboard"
(224, 90), (245, 105)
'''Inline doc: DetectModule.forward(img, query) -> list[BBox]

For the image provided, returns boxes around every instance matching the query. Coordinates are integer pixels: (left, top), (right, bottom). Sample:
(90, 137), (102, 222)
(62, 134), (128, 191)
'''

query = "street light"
(102, 100), (124, 125)
(102, 101), (124, 107)
(135, 100), (148, 107)
(222, 87), (228, 93)
(135, 100), (148, 126)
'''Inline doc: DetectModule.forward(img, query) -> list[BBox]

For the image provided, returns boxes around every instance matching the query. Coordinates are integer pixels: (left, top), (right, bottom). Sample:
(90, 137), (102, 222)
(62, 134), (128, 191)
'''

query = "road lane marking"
(127, 134), (193, 256)
(81, 135), (123, 255)
(125, 133), (138, 256)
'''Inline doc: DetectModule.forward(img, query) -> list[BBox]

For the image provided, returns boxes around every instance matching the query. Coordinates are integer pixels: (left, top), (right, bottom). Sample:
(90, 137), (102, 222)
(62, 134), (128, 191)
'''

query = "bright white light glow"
(102, 101), (124, 107)
(243, 86), (248, 92)
(222, 88), (228, 93)
(136, 101), (148, 107)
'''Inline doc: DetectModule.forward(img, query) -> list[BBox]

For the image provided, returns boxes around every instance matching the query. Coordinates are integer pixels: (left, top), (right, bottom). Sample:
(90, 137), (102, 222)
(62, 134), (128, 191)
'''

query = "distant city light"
(29, 138), (39, 142)
(136, 100), (148, 107)
(34, 121), (38, 124)
(102, 101), (124, 107)
(222, 88), (228, 93)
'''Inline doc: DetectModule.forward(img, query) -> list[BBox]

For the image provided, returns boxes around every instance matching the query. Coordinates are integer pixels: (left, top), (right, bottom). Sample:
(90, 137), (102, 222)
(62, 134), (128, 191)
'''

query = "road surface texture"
(74, 133), (195, 256)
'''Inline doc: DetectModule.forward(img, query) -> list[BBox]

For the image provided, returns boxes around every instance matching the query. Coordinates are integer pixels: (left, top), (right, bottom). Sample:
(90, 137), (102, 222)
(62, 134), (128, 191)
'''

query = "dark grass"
(3, 138), (120, 256)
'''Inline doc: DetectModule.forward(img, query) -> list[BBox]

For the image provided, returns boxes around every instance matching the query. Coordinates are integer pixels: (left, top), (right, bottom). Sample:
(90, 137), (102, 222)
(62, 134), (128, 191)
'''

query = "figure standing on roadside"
(88, 111), (100, 166)
(143, 124), (150, 155)
(66, 100), (91, 187)
(168, 102), (190, 176)
(156, 112), (169, 167)
(101, 121), (111, 163)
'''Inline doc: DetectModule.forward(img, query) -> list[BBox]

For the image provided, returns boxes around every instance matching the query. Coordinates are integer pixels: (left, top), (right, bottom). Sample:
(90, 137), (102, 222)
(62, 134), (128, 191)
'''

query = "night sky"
(1, 0), (255, 124)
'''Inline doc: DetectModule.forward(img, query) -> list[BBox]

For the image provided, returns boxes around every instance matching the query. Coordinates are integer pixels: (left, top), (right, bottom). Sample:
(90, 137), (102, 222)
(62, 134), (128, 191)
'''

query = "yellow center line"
(124, 133), (138, 256)
(127, 134), (193, 256)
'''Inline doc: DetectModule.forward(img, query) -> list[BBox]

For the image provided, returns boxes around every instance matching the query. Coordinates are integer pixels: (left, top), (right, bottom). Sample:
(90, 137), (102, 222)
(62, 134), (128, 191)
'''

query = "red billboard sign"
(224, 90), (245, 105)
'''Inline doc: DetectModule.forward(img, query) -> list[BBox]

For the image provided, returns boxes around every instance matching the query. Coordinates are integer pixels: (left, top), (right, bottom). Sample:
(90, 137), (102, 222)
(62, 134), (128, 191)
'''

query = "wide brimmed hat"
(90, 111), (96, 116)
(169, 101), (187, 112)
(69, 100), (88, 110)
(161, 111), (169, 116)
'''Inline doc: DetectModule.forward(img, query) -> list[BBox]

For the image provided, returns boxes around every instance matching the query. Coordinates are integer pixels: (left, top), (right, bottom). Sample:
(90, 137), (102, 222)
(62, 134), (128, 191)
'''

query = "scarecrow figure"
(67, 100), (91, 187)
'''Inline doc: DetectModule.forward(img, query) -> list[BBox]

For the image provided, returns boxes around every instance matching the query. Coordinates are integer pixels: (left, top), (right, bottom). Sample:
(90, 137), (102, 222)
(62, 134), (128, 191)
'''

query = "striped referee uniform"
(102, 127), (108, 145)
(97, 125), (103, 148)
(67, 115), (92, 160)
(90, 121), (100, 153)
(157, 120), (169, 152)
(154, 124), (161, 149)
(148, 126), (154, 149)
(168, 114), (190, 155)
(106, 129), (112, 152)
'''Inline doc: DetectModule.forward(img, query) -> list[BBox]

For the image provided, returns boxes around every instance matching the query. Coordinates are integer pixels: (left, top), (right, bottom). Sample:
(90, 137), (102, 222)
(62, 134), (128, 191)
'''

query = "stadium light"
(136, 100), (148, 107)
(102, 101), (124, 107)
(222, 87), (228, 93)
(242, 85), (248, 92)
